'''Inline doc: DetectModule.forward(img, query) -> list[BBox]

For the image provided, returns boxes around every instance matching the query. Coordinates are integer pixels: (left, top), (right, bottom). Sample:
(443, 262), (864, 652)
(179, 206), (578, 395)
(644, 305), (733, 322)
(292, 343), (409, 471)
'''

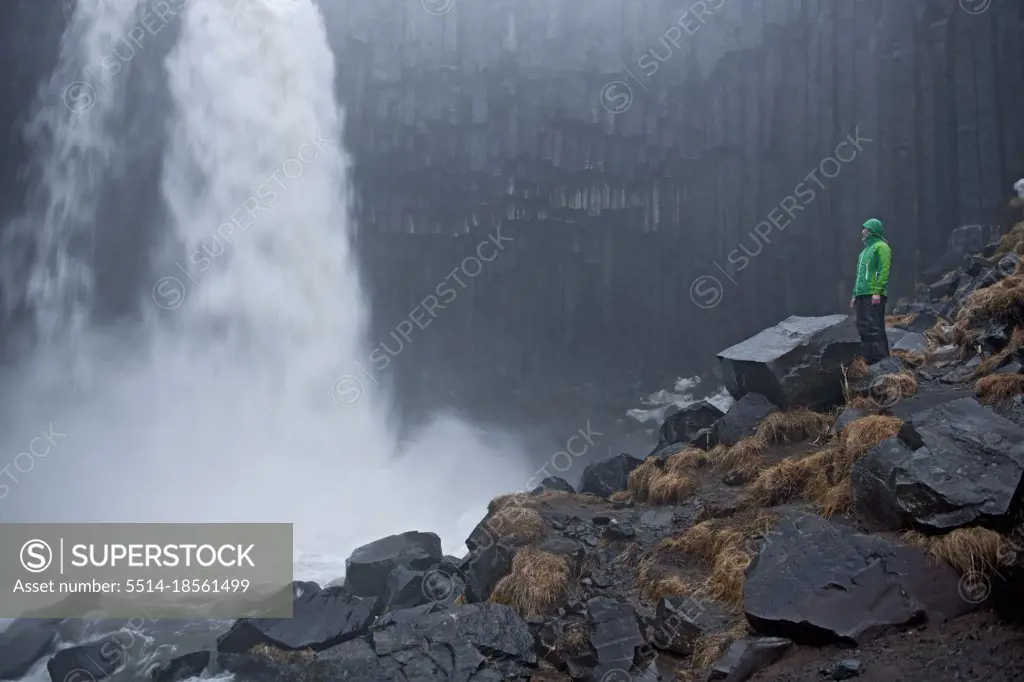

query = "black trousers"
(854, 294), (889, 364)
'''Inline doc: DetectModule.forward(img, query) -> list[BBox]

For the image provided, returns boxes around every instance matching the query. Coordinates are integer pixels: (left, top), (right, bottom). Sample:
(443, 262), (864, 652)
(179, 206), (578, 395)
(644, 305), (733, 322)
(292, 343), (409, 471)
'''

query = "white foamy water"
(1, 6), (529, 674)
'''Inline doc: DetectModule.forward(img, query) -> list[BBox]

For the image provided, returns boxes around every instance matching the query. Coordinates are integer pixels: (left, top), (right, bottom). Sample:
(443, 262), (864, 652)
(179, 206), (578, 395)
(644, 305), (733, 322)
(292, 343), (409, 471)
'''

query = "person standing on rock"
(849, 218), (892, 363)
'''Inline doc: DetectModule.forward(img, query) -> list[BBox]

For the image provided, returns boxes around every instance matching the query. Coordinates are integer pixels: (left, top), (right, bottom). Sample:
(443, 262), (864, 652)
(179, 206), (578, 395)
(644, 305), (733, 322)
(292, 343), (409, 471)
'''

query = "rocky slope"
(9, 221), (1024, 681)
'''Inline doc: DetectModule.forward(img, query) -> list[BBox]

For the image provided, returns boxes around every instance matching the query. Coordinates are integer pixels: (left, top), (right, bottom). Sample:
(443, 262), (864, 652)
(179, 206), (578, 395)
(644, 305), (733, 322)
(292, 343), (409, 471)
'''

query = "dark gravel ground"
(749, 611), (1024, 682)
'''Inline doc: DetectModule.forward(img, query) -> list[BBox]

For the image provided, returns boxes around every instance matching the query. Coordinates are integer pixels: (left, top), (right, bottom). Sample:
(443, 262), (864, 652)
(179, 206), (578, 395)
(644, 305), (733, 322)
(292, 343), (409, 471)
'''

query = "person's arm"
(871, 244), (891, 295)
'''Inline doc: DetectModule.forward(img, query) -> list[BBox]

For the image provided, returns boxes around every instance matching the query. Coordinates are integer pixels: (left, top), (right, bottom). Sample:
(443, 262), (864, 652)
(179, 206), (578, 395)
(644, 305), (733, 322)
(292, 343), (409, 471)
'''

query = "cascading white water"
(1, 0), (530, 591)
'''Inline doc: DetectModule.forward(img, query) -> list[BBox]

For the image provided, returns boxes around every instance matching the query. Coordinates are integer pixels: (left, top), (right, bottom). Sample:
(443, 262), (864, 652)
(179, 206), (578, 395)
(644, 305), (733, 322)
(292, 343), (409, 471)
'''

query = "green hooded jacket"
(853, 218), (891, 297)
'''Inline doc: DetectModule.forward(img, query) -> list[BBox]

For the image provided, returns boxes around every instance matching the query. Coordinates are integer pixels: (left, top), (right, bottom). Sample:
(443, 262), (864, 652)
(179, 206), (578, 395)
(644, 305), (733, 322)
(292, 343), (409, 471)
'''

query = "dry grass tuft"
(970, 327), (1024, 378)
(657, 512), (779, 611)
(691, 621), (749, 670)
(488, 492), (535, 515)
(845, 395), (879, 411)
(742, 415), (902, 514)
(872, 370), (918, 404)
(251, 643), (315, 663)
(629, 448), (712, 505)
(846, 357), (870, 380)
(925, 318), (953, 346)
(609, 490), (633, 503)
(742, 450), (830, 508)
(893, 349), (929, 368)
(901, 527), (1019, 575)
(886, 313), (917, 327)
(712, 436), (768, 479)
(618, 543), (641, 567)
(997, 221), (1024, 256)
(560, 622), (589, 655)
(485, 506), (550, 546)
(976, 373), (1024, 405)
(644, 574), (699, 603)
(755, 409), (830, 445)
(954, 276), (1024, 344)
(490, 548), (571, 617)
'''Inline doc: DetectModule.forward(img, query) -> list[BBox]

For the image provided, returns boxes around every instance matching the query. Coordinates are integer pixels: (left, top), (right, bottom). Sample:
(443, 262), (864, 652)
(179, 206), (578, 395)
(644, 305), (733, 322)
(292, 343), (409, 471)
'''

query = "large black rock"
(0, 618), (60, 679)
(852, 398), (1024, 533)
(460, 541), (514, 603)
(717, 315), (862, 409)
(708, 637), (791, 682)
(578, 453), (643, 498)
(922, 224), (1003, 283)
(743, 511), (969, 645)
(217, 585), (380, 654)
(343, 531), (443, 599)
(151, 651), (211, 682)
(578, 597), (646, 681)
(217, 602), (537, 682)
(702, 393), (779, 448)
(47, 635), (127, 682)
(657, 400), (725, 448)
(650, 596), (730, 656)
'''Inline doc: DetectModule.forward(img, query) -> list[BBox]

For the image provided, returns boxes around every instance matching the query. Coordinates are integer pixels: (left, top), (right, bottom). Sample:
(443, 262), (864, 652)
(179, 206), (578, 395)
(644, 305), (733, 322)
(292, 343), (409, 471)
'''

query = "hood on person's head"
(862, 218), (884, 240)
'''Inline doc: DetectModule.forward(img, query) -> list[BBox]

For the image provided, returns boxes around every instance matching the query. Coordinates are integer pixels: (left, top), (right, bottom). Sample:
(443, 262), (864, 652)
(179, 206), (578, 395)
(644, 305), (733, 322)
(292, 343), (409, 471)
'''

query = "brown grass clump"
(251, 643), (315, 663)
(488, 492), (535, 515)
(845, 395), (878, 411)
(629, 447), (712, 505)
(976, 373), (1024, 405)
(954, 276), (1024, 342)
(485, 505), (550, 546)
(691, 622), (749, 670)
(886, 313), (917, 328)
(997, 220), (1024, 256)
(925, 318), (953, 346)
(871, 370), (918, 404)
(560, 622), (589, 655)
(901, 527), (1019, 575)
(754, 409), (830, 445)
(490, 547), (571, 617)
(644, 574), (699, 603)
(742, 449), (830, 508)
(711, 436), (768, 479)
(657, 512), (779, 612)
(846, 357), (870, 380)
(742, 415), (902, 514)
(892, 349), (929, 368)
(609, 490), (633, 503)
(970, 327), (1024, 378)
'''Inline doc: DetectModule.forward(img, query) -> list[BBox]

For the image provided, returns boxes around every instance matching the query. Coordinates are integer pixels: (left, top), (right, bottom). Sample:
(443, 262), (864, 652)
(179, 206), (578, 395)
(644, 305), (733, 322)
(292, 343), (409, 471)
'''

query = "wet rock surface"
(743, 511), (963, 644)
(717, 315), (861, 409)
(853, 398), (1024, 533)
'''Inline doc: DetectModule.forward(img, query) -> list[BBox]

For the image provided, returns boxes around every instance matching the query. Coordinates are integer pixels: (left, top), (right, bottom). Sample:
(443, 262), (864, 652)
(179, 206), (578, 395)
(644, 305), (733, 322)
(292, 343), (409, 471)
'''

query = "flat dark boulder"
(853, 398), (1024, 533)
(829, 407), (866, 436)
(0, 618), (60, 679)
(217, 603), (536, 682)
(744, 511), (965, 645)
(531, 476), (576, 495)
(650, 596), (730, 656)
(658, 400), (725, 448)
(578, 453), (643, 498)
(343, 531), (443, 599)
(706, 393), (779, 447)
(151, 650), (211, 682)
(217, 585), (379, 654)
(579, 597), (646, 681)
(708, 637), (791, 682)
(47, 635), (127, 682)
(717, 315), (861, 409)
(891, 332), (928, 353)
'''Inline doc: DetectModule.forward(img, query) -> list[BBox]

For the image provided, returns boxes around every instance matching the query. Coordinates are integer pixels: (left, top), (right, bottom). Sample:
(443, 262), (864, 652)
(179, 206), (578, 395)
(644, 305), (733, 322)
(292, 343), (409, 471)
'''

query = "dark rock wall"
(1, 1), (1022, 398)
(324, 0), (1024, 396)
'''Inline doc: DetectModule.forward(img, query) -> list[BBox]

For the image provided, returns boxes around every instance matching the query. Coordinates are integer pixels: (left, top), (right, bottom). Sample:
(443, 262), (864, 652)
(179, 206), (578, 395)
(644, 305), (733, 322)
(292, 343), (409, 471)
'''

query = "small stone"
(823, 659), (863, 680)
(604, 523), (636, 541)
(723, 470), (746, 486)
(584, 537), (598, 547)
(581, 578), (593, 587)
(592, 515), (612, 526)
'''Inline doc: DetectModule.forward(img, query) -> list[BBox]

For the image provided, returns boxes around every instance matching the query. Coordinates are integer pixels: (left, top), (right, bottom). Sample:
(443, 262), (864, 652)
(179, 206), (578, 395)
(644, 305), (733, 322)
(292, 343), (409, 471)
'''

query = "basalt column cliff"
(324, 0), (1023, 397)
(1, 0), (1022, 398)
